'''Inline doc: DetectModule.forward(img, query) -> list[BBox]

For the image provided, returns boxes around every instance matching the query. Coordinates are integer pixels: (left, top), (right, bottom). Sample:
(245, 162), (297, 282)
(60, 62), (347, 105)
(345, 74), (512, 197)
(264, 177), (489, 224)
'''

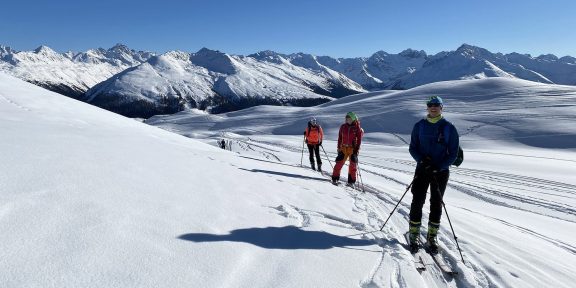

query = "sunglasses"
(427, 103), (441, 108)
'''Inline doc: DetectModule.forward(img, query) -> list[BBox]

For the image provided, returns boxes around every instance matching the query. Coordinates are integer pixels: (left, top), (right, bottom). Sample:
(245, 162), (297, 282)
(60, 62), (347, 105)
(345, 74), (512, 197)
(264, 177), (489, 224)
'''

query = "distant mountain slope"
(0, 44), (153, 99)
(315, 49), (428, 90)
(85, 49), (366, 117)
(148, 77), (576, 150)
(2, 43), (576, 118)
(389, 45), (555, 89)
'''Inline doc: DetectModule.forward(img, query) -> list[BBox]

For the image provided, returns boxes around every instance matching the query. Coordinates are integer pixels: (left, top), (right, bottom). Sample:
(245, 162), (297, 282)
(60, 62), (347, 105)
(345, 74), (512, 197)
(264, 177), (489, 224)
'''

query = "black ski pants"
(307, 144), (322, 166)
(409, 168), (450, 225)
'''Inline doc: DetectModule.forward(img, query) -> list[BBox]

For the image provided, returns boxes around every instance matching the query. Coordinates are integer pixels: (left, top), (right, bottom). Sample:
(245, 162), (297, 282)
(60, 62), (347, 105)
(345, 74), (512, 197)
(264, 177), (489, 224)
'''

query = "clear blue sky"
(1, 0), (574, 57)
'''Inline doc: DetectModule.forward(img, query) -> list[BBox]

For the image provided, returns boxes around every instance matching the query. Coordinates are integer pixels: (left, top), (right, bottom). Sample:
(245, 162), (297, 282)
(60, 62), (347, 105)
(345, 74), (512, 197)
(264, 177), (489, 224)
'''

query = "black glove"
(418, 156), (434, 174)
(319, 141), (322, 146)
(350, 153), (358, 163)
(303, 131), (307, 136)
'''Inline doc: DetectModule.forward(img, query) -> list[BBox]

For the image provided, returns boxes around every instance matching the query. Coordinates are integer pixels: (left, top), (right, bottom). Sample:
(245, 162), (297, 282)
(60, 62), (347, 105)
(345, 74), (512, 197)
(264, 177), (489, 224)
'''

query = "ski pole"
(379, 177), (416, 231)
(300, 135), (305, 167)
(320, 144), (333, 169)
(433, 175), (466, 264)
(357, 160), (365, 192)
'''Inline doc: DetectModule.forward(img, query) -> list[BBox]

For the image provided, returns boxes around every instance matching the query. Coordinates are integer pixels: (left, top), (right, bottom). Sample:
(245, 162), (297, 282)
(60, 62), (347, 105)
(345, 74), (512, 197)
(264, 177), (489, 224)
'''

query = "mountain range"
(1, 43), (575, 117)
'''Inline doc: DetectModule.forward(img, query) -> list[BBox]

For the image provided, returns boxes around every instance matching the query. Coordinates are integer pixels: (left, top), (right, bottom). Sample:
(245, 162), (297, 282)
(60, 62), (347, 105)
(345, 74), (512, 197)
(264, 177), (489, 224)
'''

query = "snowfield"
(1, 72), (575, 288)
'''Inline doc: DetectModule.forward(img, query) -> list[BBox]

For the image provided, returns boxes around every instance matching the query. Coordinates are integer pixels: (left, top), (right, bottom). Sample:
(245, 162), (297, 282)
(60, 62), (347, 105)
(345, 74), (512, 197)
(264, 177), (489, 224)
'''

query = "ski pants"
(332, 146), (358, 183)
(307, 144), (322, 166)
(409, 168), (450, 225)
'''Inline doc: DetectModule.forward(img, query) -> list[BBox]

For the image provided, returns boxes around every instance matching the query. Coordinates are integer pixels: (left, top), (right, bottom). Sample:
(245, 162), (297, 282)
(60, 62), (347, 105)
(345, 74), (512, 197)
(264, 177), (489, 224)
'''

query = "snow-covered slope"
(149, 77), (576, 150)
(85, 48), (366, 117)
(505, 53), (576, 85)
(0, 72), (380, 287)
(147, 77), (576, 287)
(0, 44), (153, 98)
(2, 72), (575, 287)
(84, 51), (217, 117)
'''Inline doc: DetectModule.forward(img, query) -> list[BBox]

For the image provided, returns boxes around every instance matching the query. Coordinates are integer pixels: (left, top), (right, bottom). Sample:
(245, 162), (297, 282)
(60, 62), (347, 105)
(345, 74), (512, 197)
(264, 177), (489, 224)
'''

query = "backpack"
(419, 119), (464, 167)
(306, 124), (322, 144)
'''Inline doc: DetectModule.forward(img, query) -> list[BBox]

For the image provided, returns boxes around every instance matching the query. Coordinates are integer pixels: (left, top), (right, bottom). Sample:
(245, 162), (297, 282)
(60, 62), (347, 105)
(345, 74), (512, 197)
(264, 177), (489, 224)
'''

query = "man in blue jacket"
(408, 96), (459, 254)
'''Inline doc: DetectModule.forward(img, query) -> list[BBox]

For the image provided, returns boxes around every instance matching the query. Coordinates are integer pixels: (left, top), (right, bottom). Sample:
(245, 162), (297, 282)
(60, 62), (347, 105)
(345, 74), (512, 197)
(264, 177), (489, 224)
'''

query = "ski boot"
(426, 222), (440, 254)
(409, 221), (421, 253)
(311, 162), (316, 171)
(331, 175), (339, 185)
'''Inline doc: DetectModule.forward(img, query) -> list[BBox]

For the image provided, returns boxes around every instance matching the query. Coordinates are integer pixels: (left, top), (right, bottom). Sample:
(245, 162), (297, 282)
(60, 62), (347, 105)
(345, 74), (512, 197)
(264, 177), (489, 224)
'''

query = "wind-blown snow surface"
(2, 73), (575, 287)
(148, 78), (576, 287)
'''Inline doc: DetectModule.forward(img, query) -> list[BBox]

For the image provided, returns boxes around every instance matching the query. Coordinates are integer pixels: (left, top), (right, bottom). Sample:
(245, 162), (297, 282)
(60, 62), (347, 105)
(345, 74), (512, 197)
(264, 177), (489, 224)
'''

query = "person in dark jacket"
(304, 117), (324, 171)
(408, 96), (459, 254)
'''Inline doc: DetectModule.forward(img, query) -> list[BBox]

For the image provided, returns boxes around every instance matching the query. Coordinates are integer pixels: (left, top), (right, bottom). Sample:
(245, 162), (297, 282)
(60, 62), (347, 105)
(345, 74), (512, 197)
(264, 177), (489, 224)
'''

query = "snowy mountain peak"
(370, 50), (390, 59)
(249, 50), (282, 58)
(103, 44), (153, 66)
(0, 45), (16, 59)
(399, 49), (427, 58)
(190, 48), (237, 74)
(247, 50), (287, 64)
(536, 54), (559, 62)
(559, 56), (576, 64)
(70, 45), (154, 66)
(33, 45), (58, 56)
(456, 44), (493, 58)
(162, 50), (192, 62)
(288, 53), (323, 70)
(109, 43), (132, 54)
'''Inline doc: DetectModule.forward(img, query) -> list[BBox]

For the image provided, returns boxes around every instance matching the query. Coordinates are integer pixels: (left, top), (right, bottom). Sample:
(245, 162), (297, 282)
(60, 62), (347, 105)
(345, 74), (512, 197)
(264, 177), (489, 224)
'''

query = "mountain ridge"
(1, 43), (575, 117)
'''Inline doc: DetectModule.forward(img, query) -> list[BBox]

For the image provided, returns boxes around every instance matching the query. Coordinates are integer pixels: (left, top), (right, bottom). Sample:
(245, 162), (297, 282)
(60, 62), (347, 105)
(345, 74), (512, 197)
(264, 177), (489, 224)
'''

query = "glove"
(303, 131), (307, 136)
(418, 156), (434, 174)
(319, 141), (323, 146)
(350, 153), (358, 163)
(353, 149), (359, 156)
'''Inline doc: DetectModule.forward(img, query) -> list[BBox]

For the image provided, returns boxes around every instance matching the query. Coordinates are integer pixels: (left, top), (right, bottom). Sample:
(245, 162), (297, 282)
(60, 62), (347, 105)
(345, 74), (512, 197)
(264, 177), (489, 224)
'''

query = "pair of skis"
(404, 232), (458, 276)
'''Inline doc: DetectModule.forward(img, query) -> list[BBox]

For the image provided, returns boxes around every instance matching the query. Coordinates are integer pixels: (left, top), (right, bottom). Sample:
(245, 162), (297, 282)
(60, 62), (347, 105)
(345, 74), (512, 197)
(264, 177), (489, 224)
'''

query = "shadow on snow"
(238, 168), (327, 182)
(178, 226), (374, 250)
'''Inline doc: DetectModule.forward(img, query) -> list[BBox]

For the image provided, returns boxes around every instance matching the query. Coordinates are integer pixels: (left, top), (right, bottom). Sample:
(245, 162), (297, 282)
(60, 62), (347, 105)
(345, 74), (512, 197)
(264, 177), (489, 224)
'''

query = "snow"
(2, 72), (576, 287)
(86, 48), (367, 115)
(0, 44), (153, 97)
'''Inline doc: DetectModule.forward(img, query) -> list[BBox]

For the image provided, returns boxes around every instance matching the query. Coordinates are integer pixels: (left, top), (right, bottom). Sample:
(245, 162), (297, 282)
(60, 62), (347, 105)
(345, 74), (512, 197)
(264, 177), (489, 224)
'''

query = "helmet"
(345, 112), (358, 122)
(426, 96), (444, 106)
(310, 117), (317, 124)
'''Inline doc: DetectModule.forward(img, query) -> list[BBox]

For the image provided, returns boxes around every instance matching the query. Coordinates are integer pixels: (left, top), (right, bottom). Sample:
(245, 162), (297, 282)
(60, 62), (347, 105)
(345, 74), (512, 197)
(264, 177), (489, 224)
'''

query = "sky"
(1, 0), (575, 58)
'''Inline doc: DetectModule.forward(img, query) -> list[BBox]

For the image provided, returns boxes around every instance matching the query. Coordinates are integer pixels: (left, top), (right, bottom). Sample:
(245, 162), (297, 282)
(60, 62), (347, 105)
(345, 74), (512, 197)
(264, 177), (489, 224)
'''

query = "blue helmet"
(426, 96), (444, 106)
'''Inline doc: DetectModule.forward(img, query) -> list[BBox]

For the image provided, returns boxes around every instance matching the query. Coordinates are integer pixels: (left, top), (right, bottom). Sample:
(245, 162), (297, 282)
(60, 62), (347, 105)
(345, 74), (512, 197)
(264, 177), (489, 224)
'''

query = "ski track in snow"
(0, 92), (31, 111)
(208, 133), (575, 288)
(144, 106), (576, 287)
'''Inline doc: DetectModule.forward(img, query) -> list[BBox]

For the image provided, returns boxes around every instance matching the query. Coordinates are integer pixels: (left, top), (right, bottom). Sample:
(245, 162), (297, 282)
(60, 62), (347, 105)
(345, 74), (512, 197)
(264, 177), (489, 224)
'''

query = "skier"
(220, 139), (226, 150)
(408, 96), (459, 254)
(331, 112), (363, 186)
(304, 117), (324, 171)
